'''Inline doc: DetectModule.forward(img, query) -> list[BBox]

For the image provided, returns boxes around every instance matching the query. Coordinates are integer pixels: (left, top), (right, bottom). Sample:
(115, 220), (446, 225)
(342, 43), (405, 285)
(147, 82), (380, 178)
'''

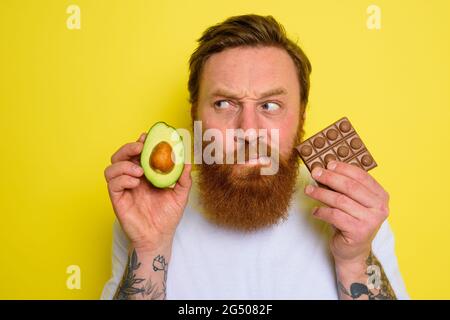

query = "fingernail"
(312, 167), (322, 179)
(134, 165), (143, 173)
(327, 161), (337, 171)
(305, 185), (315, 194)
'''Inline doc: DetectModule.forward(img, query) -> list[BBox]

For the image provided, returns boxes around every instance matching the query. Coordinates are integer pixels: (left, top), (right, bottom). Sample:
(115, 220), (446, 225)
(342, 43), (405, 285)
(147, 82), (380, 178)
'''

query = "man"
(101, 14), (408, 300)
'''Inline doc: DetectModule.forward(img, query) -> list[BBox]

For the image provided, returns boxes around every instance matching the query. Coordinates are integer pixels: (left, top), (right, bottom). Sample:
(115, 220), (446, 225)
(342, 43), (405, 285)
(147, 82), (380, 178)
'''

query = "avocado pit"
(150, 141), (175, 174)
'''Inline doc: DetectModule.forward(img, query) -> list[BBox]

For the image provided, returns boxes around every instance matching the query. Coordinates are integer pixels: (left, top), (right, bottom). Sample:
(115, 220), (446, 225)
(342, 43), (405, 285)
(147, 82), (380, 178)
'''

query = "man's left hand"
(304, 161), (390, 266)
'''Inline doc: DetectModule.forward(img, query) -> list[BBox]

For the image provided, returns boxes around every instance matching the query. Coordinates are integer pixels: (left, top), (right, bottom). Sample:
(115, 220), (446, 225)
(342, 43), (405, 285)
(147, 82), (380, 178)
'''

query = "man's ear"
(297, 103), (306, 144)
(300, 102), (306, 121)
(190, 102), (198, 123)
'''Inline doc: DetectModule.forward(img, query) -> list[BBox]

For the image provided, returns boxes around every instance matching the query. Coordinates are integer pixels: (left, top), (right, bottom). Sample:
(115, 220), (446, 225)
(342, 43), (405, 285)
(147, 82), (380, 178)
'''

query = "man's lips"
(240, 156), (271, 166)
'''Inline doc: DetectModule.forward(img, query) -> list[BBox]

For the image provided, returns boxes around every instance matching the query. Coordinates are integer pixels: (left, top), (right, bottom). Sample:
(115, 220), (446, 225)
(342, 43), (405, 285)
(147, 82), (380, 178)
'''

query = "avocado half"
(140, 122), (185, 188)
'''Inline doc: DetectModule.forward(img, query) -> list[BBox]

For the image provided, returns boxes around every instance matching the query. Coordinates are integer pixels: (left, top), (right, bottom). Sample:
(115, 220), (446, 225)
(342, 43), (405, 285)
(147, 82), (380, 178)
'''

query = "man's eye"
(261, 102), (280, 111)
(214, 100), (231, 109)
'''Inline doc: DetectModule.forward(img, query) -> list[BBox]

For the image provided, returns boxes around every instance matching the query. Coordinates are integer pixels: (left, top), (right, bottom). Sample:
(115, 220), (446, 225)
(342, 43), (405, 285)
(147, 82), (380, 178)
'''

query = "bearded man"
(101, 14), (408, 300)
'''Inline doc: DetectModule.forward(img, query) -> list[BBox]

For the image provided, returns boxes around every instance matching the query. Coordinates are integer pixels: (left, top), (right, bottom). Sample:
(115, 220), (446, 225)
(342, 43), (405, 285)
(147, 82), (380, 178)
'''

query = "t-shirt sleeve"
(371, 220), (410, 299)
(100, 219), (130, 300)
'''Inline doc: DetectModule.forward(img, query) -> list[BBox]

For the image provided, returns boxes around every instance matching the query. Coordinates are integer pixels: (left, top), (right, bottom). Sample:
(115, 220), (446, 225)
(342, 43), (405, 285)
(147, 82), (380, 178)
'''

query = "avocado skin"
(140, 122), (185, 188)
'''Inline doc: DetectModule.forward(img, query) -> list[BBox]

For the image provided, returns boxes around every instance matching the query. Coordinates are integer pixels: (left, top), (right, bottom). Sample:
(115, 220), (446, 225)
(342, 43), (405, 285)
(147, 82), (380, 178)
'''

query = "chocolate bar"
(296, 117), (377, 176)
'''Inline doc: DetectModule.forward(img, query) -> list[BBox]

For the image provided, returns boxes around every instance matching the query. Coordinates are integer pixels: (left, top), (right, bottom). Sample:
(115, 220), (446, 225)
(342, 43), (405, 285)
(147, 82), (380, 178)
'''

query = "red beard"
(197, 142), (300, 232)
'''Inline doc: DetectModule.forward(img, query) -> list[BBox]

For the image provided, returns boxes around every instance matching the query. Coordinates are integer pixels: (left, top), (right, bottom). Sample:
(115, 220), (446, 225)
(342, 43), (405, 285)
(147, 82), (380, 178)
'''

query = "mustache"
(202, 139), (278, 164)
(233, 140), (273, 160)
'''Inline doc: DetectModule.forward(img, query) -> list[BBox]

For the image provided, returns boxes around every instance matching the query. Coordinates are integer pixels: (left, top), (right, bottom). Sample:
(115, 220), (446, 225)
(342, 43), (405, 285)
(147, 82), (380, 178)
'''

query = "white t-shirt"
(101, 165), (409, 299)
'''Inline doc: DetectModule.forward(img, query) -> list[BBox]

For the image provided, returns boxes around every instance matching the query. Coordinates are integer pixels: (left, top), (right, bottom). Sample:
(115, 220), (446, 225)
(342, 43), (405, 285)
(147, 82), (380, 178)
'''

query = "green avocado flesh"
(140, 122), (184, 188)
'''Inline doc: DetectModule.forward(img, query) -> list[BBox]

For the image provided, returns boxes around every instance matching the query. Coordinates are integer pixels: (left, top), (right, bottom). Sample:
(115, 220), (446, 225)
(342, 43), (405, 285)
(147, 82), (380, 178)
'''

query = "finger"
(104, 161), (144, 182)
(173, 163), (192, 195)
(137, 132), (147, 143)
(111, 142), (144, 164)
(304, 184), (367, 219)
(327, 161), (388, 201)
(131, 133), (147, 164)
(311, 166), (379, 208)
(129, 133), (147, 165)
(311, 206), (356, 232)
(109, 175), (140, 194)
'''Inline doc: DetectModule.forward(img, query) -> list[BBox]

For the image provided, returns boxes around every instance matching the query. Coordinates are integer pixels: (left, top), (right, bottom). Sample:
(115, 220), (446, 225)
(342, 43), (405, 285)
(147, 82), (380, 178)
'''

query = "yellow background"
(1, 0), (449, 299)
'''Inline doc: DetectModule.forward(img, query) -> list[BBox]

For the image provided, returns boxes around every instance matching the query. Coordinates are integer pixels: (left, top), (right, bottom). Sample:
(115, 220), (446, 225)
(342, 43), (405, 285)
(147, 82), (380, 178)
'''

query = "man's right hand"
(104, 132), (192, 252)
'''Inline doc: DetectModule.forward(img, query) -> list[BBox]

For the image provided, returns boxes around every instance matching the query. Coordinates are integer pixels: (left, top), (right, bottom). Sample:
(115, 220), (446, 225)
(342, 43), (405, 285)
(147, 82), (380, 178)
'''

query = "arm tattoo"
(338, 252), (397, 300)
(113, 249), (168, 300)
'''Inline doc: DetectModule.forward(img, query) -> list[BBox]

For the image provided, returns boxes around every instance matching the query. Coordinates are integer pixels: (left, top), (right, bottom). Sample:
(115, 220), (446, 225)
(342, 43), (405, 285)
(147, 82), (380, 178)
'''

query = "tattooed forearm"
(113, 249), (168, 300)
(151, 255), (168, 299)
(337, 252), (397, 300)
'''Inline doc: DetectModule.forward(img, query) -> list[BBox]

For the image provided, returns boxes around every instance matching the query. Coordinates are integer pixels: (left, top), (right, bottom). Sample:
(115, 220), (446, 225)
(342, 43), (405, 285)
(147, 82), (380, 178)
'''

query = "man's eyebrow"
(210, 87), (287, 100)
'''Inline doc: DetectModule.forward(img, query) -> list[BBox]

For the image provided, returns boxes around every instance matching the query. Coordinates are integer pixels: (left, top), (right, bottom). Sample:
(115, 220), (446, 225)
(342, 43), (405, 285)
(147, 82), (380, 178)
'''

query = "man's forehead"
(208, 86), (288, 100)
(204, 47), (293, 75)
(200, 47), (298, 92)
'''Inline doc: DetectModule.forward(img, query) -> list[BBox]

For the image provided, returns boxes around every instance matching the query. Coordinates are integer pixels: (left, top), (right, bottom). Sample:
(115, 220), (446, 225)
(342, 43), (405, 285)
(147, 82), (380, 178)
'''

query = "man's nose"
(237, 105), (259, 134)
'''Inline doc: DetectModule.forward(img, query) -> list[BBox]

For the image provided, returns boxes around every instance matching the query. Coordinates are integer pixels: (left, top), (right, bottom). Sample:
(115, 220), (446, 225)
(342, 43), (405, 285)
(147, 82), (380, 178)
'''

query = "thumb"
(173, 163), (192, 195)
